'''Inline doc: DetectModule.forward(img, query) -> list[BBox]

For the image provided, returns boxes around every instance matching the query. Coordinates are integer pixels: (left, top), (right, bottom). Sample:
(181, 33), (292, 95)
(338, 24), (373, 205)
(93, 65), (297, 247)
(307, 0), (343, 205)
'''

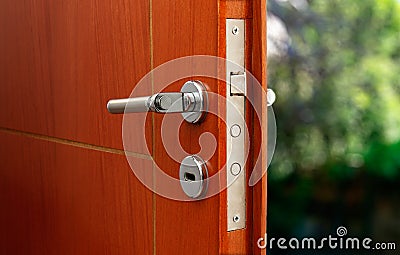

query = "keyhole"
(184, 172), (196, 182)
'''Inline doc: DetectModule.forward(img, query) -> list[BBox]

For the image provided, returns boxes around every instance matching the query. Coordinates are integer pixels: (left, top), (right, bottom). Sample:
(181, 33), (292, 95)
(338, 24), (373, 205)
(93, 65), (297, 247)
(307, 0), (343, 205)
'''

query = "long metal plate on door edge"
(226, 19), (246, 231)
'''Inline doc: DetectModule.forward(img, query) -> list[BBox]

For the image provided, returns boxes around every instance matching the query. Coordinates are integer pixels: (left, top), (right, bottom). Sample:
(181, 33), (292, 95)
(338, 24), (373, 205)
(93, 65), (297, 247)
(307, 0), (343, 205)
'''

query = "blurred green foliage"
(267, 0), (400, 244)
(269, 0), (400, 180)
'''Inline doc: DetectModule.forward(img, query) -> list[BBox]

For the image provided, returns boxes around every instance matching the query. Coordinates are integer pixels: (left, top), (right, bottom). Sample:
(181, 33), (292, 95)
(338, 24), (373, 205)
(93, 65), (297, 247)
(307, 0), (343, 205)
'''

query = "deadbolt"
(179, 155), (208, 199)
(107, 80), (208, 123)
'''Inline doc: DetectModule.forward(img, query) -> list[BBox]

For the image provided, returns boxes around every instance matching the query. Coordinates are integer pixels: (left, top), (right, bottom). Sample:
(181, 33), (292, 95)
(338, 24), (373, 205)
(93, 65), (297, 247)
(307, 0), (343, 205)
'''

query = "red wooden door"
(0, 0), (267, 254)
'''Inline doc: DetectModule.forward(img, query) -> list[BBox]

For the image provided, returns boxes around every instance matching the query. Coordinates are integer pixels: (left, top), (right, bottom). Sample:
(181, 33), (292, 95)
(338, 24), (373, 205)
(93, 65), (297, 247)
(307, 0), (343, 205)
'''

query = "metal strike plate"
(226, 19), (246, 231)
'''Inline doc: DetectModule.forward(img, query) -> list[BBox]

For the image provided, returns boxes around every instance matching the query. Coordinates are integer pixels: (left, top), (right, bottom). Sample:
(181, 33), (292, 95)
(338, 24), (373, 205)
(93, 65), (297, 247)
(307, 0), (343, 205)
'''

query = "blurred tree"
(268, 0), (400, 180)
(267, 0), (400, 243)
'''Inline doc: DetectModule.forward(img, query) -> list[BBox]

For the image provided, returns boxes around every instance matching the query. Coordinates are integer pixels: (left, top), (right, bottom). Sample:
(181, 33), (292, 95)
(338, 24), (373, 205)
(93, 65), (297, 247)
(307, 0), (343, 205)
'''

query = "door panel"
(0, 0), (151, 153)
(0, 131), (153, 255)
(0, 0), (267, 254)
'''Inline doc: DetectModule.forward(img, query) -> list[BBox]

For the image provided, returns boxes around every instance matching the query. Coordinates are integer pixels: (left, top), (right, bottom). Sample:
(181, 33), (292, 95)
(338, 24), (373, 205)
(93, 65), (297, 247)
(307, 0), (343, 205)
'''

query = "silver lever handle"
(107, 96), (150, 114)
(107, 93), (194, 114)
(107, 80), (208, 123)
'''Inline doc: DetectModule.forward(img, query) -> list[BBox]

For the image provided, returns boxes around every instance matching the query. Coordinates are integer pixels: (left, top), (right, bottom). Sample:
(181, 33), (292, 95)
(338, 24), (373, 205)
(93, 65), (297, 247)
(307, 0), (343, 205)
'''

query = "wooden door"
(0, 0), (267, 254)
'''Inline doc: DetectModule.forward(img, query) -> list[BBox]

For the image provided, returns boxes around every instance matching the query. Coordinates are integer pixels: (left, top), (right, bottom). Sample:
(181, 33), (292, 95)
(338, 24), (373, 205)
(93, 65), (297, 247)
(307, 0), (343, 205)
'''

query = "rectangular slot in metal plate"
(226, 19), (246, 231)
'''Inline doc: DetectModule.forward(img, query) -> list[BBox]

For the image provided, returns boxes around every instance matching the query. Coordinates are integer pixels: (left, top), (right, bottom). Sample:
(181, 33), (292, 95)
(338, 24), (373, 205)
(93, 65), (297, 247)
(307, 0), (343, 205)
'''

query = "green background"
(267, 0), (400, 253)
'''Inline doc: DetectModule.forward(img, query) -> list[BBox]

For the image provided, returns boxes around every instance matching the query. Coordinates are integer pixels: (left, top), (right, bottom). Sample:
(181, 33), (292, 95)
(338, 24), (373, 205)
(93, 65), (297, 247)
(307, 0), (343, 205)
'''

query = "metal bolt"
(232, 26), (239, 35)
(267, 89), (276, 107)
(233, 215), (240, 222)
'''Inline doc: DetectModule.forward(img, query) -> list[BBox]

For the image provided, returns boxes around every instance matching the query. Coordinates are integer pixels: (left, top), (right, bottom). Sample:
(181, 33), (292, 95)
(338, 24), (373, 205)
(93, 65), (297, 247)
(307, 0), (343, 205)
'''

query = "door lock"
(107, 80), (208, 123)
(179, 155), (208, 199)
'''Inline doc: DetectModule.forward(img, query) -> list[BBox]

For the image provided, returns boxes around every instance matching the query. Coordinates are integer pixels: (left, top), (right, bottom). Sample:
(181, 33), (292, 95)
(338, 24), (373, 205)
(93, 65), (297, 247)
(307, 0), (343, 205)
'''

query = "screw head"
(232, 26), (239, 35)
(233, 215), (240, 223)
(158, 95), (172, 110)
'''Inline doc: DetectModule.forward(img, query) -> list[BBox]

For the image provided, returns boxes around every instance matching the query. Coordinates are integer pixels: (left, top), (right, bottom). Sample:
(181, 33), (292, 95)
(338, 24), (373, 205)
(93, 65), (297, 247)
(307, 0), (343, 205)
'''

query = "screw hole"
(232, 26), (239, 35)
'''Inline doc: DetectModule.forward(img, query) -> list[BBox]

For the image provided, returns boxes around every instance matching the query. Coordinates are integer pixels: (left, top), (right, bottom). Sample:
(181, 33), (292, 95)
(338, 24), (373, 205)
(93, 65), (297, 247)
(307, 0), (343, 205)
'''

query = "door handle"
(107, 80), (208, 123)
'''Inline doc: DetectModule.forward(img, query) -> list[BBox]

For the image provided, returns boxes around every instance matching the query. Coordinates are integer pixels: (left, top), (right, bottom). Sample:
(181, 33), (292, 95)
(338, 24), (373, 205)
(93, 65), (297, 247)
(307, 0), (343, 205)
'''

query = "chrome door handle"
(107, 80), (208, 123)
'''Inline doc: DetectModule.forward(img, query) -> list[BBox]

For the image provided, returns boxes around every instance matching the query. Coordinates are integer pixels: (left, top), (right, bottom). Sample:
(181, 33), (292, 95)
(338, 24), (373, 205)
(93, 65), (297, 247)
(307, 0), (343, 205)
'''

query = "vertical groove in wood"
(149, 1), (156, 254)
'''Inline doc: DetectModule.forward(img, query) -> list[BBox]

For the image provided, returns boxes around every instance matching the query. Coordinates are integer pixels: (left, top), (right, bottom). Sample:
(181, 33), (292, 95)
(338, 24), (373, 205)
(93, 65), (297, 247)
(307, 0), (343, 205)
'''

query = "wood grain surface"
(152, 1), (220, 254)
(0, 131), (154, 255)
(0, 0), (152, 154)
(250, 0), (268, 254)
(0, 0), (267, 254)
